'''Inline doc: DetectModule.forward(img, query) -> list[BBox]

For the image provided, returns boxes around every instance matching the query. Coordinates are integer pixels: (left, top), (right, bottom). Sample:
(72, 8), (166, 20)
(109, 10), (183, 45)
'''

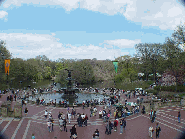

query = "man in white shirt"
(149, 125), (154, 138)
(93, 107), (97, 116)
(68, 111), (71, 124)
(99, 110), (103, 118)
(44, 110), (48, 119)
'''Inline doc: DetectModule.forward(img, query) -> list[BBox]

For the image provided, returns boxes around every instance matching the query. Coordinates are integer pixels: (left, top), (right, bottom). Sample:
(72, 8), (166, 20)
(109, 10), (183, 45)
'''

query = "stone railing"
(142, 99), (181, 112)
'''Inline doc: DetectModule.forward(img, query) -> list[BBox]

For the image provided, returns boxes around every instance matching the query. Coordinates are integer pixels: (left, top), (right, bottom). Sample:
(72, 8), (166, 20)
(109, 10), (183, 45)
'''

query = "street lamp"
(112, 60), (118, 88)
(83, 66), (86, 84)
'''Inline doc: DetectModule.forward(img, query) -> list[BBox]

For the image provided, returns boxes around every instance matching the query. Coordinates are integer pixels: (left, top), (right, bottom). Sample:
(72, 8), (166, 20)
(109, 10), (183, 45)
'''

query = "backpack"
(114, 121), (117, 126)
(120, 120), (123, 125)
(159, 127), (161, 132)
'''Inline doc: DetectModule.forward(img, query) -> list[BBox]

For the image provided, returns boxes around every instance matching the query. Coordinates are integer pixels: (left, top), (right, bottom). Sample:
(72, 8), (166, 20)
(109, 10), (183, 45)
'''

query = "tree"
(162, 37), (184, 90)
(171, 24), (185, 51)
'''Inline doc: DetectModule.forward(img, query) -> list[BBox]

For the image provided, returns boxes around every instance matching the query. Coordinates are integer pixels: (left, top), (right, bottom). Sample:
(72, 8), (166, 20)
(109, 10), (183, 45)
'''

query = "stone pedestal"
(1, 101), (12, 117)
(143, 103), (150, 112)
(14, 104), (22, 118)
(1, 107), (7, 117)
(181, 99), (185, 106)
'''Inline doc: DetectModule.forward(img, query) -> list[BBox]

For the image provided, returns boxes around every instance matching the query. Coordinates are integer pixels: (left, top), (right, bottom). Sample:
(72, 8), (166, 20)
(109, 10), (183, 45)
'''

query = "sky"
(0, 0), (184, 61)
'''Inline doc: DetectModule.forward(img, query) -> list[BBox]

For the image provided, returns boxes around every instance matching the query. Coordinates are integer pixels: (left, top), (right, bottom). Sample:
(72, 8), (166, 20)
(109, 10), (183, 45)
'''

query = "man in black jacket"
(70, 124), (77, 138)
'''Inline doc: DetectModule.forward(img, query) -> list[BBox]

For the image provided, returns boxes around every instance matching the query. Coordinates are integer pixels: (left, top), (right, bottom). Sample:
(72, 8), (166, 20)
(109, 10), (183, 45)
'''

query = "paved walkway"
(0, 91), (184, 139)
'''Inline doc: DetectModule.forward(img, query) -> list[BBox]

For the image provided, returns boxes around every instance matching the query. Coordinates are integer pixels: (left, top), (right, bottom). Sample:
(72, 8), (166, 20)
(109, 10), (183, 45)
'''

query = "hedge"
(154, 85), (185, 92)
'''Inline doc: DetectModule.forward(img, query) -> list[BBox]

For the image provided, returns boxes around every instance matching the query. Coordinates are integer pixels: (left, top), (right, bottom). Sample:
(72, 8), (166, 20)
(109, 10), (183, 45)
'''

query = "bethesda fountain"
(60, 69), (79, 98)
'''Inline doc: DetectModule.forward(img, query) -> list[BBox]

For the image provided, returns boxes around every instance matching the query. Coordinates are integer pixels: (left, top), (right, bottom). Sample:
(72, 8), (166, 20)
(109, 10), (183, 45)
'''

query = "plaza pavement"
(0, 91), (184, 139)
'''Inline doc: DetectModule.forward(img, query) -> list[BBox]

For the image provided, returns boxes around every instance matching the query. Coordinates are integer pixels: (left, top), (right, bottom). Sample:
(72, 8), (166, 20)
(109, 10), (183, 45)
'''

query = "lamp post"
(112, 60), (118, 88)
(83, 66), (87, 85)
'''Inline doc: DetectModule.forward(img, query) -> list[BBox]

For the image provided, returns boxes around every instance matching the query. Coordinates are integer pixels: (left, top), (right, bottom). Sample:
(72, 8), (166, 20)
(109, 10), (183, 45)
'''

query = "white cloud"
(0, 33), (133, 60)
(3, 0), (185, 30)
(103, 39), (141, 48)
(0, 10), (8, 18)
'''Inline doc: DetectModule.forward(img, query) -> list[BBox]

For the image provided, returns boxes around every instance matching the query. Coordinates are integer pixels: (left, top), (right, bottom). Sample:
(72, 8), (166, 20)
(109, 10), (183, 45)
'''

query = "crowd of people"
(2, 87), (184, 139)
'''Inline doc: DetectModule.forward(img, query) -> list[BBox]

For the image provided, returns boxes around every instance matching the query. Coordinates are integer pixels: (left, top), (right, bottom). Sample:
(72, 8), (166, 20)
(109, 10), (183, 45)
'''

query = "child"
(31, 133), (35, 139)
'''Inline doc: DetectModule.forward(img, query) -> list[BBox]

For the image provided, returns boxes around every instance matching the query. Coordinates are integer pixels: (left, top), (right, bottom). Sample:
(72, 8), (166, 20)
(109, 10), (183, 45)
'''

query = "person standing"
(58, 111), (61, 120)
(120, 118), (124, 134)
(68, 111), (71, 124)
(14, 94), (16, 101)
(24, 107), (28, 117)
(93, 107), (97, 116)
(82, 101), (85, 109)
(44, 110), (48, 120)
(72, 107), (76, 119)
(31, 133), (35, 139)
(152, 111), (156, 123)
(84, 114), (88, 126)
(178, 111), (181, 123)
(90, 107), (93, 117)
(156, 123), (161, 138)
(47, 120), (51, 132)
(149, 125), (154, 138)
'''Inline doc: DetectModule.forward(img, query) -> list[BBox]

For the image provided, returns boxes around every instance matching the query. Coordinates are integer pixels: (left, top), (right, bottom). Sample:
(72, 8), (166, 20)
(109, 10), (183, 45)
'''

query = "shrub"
(154, 85), (185, 92)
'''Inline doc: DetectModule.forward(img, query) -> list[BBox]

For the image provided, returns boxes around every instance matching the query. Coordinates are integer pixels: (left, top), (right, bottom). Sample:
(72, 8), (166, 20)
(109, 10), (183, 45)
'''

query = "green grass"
(116, 80), (152, 90)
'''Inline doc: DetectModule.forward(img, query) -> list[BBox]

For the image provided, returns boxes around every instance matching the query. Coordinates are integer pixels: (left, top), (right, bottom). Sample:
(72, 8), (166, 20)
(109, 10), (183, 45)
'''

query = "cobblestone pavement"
(0, 91), (184, 139)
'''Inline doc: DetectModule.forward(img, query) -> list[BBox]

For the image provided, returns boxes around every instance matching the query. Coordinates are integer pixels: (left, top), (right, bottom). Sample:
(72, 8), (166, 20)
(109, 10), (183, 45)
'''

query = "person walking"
(178, 111), (181, 123)
(123, 118), (126, 132)
(51, 118), (54, 131)
(149, 125), (154, 138)
(63, 118), (67, 132)
(156, 123), (161, 138)
(90, 107), (93, 117)
(24, 107), (28, 117)
(108, 121), (113, 135)
(120, 118), (124, 134)
(94, 129), (100, 139)
(47, 120), (51, 132)
(114, 119), (118, 132)
(70, 124), (77, 139)
(150, 109), (153, 121)
(59, 117), (63, 131)
(72, 107), (76, 119)
(21, 99), (24, 107)
(152, 111), (156, 123)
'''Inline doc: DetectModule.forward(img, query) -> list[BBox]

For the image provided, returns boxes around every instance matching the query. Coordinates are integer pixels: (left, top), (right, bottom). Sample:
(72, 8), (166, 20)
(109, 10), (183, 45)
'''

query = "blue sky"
(0, 0), (184, 61)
